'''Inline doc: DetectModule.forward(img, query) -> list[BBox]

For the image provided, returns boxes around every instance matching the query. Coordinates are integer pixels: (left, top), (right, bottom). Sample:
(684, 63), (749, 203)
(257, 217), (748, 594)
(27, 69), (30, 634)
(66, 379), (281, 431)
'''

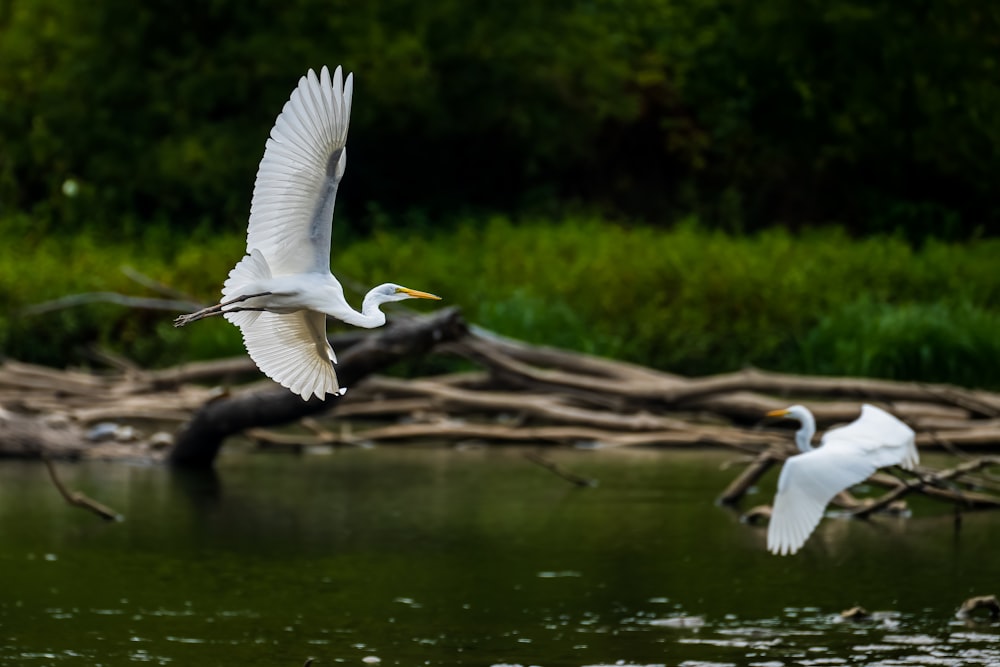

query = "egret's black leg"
(173, 292), (272, 327)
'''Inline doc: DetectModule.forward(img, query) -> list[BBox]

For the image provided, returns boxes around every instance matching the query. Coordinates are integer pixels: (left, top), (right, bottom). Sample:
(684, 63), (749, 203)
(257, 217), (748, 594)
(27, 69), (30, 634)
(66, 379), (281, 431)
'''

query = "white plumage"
(766, 404), (919, 556)
(243, 65), (352, 277)
(174, 66), (441, 400)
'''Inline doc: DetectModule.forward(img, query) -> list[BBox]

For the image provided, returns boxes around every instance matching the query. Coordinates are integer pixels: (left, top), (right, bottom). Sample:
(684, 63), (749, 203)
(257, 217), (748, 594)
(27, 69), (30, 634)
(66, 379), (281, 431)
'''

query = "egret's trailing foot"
(173, 292), (272, 327)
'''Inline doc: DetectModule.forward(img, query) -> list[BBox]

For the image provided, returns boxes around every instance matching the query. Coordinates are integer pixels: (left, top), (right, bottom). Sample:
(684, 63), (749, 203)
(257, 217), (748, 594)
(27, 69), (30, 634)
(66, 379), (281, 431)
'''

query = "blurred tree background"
(3, 0), (999, 237)
(2, 0), (999, 384)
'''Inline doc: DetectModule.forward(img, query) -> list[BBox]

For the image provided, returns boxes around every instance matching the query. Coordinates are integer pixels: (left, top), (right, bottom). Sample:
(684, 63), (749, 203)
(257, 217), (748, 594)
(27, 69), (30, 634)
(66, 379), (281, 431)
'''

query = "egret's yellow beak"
(396, 287), (442, 300)
(765, 408), (790, 418)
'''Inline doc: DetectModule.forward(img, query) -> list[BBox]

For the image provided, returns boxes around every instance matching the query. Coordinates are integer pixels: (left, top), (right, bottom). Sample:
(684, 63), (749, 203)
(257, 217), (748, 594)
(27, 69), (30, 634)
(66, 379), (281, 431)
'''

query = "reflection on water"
(0, 446), (998, 666)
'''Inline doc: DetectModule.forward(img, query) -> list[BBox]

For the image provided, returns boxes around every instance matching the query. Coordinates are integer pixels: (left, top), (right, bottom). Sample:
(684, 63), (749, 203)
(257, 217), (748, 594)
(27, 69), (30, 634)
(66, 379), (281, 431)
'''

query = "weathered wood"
(139, 331), (369, 390)
(453, 335), (1000, 418)
(957, 595), (1000, 619)
(167, 307), (467, 468)
(359, 376), (693, 431)
(451, 337), (668, 400)
(468, 325), (682, 383)
(665, 368), (1000, 416)
(331, 419), (778, 451)
(0, 410), (86, 459)
(854, 458), (1000, 517)
(4, 294), (1000, 534)
(523, 451), (597, 487)
(43, 455), (122, 521)
(688, 391), (971, 425)
(718, 447), (785, 505)
(917, 427), (1000, 448)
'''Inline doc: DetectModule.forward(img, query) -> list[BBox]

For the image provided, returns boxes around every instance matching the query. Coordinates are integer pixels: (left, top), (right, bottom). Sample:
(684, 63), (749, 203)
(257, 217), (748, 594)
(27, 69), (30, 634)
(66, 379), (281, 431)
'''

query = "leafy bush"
(4, 215), (998, 386)
(0, 216), (245, 366)
(794, 298), (1000, 386)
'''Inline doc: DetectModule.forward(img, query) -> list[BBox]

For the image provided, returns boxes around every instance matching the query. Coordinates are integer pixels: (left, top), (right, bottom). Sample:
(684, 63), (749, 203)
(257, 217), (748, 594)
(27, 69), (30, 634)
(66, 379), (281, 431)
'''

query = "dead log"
(450, 337), (671, 402)
(333, 419), (778, 451)
(717, 446), (785, 505)
(957, 595), (1000, 619)
(664, 368), (1000, 416)
(0, 409), (86, 459)
(138, 331), (369, 391)
(468, 325), (683, 384)
(360, 376), (693, 431)
(917, 427), (1000, 449)
(854, 458), (1000, 517)
(687, 391), (971, 425)
(168, 307), (466, 468)
(452, 336), (1000, 417)
(333, 397), (438, 418)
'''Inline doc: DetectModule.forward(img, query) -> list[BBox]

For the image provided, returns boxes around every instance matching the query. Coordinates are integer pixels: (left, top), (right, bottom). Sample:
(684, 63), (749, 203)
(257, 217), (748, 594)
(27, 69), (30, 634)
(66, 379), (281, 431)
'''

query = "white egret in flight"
(175, 66), (441, 400)
(764, 404), (919, 556)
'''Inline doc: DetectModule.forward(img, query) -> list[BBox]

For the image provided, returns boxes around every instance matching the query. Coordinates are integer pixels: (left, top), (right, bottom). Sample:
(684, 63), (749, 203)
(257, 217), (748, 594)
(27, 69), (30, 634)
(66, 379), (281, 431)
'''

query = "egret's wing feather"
(767, 445), (878, 555)
(221, 248), (271, 328)
(822, 404), (919, 469)
(246, 66), (353, 276)
(238, 310), (340, 400)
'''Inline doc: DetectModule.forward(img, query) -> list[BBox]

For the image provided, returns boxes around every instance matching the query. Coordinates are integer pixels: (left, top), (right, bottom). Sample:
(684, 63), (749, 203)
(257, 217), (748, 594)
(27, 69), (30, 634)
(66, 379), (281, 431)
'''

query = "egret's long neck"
(335, 290), (389, 329)
(334, 307), (385, 329)
(322, 285), (392, 329)
(794, 412), (817, 452)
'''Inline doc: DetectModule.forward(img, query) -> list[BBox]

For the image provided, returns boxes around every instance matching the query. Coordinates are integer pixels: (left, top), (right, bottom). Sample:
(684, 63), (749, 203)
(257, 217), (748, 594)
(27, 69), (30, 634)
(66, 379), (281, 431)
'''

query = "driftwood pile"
(2, 307), (1000, 516)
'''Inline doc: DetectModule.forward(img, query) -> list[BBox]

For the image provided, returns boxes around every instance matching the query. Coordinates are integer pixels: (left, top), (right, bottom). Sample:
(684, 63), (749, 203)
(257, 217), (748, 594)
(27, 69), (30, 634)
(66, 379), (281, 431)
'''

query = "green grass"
(2, 214), (999, 387)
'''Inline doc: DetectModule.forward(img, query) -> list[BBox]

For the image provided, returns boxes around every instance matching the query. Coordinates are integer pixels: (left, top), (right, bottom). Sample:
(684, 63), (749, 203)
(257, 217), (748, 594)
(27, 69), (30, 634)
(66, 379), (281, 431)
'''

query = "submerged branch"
(43, 455), (122, 521)
(523, 451), (598, 488)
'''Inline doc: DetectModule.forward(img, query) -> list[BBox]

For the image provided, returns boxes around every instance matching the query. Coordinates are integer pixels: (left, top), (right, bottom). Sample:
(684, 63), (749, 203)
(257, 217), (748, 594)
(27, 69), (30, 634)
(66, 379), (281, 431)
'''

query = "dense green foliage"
(2, 0), (999, 234)
(3, 218), (999, 387)
(2, 2), (997, 386)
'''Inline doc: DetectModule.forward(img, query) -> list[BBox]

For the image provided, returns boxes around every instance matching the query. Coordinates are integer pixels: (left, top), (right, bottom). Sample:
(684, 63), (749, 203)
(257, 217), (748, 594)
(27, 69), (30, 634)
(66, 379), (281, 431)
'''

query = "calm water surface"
(0, 446), (998, 666)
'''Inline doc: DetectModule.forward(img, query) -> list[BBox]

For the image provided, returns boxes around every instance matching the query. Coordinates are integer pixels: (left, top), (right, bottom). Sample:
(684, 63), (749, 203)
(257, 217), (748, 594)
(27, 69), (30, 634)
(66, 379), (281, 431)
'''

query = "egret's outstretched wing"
(822, 404), (919, 470)
(237, 311), (343, 400)
(767, 443), (879, 555)
(246, 66), (354, 276)
(768, 405), (918, 555)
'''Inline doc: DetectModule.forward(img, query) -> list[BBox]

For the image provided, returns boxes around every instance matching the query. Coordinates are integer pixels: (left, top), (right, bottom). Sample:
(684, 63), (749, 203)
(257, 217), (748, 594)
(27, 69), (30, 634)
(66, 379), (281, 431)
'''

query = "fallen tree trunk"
(138, 331), (369, 391)
(167, 307), (467, 468)
(360, 375), (694, 431)
(331, 419), (779, 451)
(0, 409), (86, 459)
(3, 306), (1000, 474)
(717, 446), (785, 505)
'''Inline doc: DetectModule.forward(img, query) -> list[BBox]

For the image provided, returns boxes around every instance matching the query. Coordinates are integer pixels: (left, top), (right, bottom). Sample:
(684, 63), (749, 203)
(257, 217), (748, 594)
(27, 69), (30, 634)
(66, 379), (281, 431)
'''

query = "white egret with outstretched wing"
(765, 404), (919, 556)
(175, 66), (441, 399)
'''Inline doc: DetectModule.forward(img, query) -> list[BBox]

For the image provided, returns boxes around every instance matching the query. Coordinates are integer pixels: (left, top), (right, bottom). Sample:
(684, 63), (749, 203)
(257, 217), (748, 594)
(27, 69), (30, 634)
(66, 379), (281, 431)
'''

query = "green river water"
(1, 446), (998, 666)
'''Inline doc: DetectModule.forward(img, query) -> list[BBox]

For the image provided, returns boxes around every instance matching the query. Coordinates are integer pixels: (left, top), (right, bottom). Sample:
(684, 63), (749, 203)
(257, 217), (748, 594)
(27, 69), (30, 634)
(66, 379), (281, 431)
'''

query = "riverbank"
(3, 215), (998, 387)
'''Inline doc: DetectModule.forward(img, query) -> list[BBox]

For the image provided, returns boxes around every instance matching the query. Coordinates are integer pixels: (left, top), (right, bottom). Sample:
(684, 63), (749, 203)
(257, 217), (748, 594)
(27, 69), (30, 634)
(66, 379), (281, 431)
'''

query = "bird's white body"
(224, 256), (382, 327)
(766, 404), (919, 556)
(176, 66), (440, 400)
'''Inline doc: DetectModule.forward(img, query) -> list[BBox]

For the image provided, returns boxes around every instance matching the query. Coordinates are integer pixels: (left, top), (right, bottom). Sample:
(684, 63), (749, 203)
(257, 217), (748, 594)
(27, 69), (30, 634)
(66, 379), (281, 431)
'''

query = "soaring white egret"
(764, 404), (919, 556)
(174, 66), (441, 400)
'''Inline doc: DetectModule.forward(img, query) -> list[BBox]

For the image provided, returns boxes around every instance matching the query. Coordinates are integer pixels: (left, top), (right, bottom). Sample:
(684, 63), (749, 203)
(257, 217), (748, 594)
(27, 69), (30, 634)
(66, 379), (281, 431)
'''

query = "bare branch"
(524, 451), (597, 488)
(42, 455), (123, 521)
(854, 458), (1000, 518)
(120, 265), (200, 302)
(22, 291), (201, 316)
